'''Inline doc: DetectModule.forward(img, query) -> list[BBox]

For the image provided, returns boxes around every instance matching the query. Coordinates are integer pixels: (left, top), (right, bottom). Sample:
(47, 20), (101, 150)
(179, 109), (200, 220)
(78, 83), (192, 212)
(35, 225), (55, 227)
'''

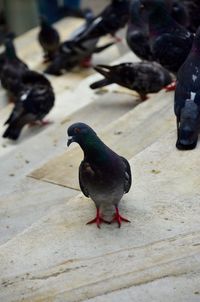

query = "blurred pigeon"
(38, 16), (60, 62)
(75, 0), (130, 43)
(3, 71), (55, 140)
(1, 38), (28, 100)
(141, 0), (194, 75)
(183, 0), (200, 33)
(67, 122), (132, 228)
(175, 27), (200, 150)
(171, 0), (189, 27)
(90, 61), (172, 100)
(45, 37), (114, 75)
(126, 0), (153, 60)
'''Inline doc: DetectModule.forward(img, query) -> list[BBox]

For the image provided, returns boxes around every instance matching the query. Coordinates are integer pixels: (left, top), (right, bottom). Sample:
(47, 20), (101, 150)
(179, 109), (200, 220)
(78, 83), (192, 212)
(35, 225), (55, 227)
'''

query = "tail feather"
(90, 78), (112, 89)
(94, 42), (115, 53)
(3, 124), (22, 140)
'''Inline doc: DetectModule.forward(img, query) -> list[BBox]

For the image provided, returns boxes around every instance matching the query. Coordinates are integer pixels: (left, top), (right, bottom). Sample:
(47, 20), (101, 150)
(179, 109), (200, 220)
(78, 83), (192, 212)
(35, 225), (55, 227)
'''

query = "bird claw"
(29, 119), (53, 127)
(80, 56), (92, 68)
(112, 34), (122, 43)
(165, 81), (176, 92)
(86, 216), (110, 228)
(111, 211), (130, 228)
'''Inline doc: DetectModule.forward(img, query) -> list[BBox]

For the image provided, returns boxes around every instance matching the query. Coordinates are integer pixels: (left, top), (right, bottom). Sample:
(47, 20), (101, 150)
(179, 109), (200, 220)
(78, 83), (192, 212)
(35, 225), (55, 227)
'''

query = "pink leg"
(140, 94), (149, 101)
(29, 119), (53, 127)
(112, 34), (122, 43)
(111, 206), (130, 228)
(165, 80), (176, 92)
(80, 56), (92, 68)
(86, 208), (110, 228)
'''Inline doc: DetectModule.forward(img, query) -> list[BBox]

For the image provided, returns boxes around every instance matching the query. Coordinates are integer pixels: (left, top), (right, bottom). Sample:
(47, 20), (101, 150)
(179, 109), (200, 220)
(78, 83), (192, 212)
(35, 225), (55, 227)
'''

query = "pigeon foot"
(80, 56), (92, 68)
(111, 206), (130, 228)
(29, 119), (53, 127)
(165, 80), (176, 91)
(86, 209), (110, 228)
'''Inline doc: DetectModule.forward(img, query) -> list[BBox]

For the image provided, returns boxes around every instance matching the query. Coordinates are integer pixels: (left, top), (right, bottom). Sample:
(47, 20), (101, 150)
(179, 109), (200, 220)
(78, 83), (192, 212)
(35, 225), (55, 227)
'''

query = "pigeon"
(1, 38), (28, 100)
(90, 61), (172, 101)
(45, 37), (114, 75)
(141, 0), (194, 75)
(3, 70), (55, 140)
(38, 16), (60, 62)
(170, 0), (189, 27)
(174, 27), (200, 150)
(67, 122), (132, 228)
(183, 0), (200, 33)
(74, 0), (130, 43)
(126, 0), (153, 61)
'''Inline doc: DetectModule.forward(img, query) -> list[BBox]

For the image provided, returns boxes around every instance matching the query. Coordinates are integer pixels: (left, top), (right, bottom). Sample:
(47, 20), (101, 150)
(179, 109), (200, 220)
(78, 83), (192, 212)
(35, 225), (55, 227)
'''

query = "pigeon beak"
(67, 136), (74, 147)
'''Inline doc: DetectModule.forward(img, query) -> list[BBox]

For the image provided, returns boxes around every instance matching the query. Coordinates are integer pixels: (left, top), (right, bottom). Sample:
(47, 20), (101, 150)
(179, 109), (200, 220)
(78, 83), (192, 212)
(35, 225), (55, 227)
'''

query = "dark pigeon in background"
(170, 0), (189, 27)
(183, 0), (200, 33)
(141, 0), (194, 75)
(3, 71), (55, 140)
(38, 16), (60, 62)
(1, 38), (29, 101)
(90, 61), (172, 101)
(75, 0), (130, 43)
(67, 122), (132, 228)
(126, 0), (153, 61)
(175, 27), (200, 150)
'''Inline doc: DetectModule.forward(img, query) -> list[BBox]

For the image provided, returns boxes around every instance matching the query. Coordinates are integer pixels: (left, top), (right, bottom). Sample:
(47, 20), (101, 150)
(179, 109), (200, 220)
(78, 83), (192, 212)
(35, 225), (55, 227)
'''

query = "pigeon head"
(171, 1), (189, 26)
(140, 0), (166, 10)
(176, 100), (200, 150)
(67, 123), (97, 147)
(140, 0), (175, 34)
(39, 15), (49, 26)
(129, 0), (143, 23)
(140, 0), (170, 21)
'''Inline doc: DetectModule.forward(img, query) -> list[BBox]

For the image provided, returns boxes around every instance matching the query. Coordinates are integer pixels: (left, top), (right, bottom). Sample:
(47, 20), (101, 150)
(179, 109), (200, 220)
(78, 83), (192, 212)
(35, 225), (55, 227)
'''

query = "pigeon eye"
(74, 127), (81, 134)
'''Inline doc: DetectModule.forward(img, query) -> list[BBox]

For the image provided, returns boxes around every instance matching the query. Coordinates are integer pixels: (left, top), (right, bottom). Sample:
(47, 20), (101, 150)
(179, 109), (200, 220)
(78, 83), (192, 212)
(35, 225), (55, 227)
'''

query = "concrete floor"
(0, 15), (200, 302)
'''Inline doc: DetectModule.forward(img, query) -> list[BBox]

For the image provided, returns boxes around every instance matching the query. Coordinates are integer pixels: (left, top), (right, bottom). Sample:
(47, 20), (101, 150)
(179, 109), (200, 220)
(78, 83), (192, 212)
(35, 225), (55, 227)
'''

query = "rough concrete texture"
(0, 12), (200, 302)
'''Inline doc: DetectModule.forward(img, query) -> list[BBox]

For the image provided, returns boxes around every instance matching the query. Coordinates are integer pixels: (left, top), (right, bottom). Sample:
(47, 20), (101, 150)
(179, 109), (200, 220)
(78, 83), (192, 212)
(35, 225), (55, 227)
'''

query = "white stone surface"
(1, 131), (200, 301)
(0, 13), (199, 302)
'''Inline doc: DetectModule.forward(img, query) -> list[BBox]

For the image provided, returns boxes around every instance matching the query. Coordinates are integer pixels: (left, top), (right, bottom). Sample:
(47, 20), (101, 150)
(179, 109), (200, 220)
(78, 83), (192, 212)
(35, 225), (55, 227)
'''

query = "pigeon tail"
(90, 78), (112, 89)
(3, 124), (22, 140)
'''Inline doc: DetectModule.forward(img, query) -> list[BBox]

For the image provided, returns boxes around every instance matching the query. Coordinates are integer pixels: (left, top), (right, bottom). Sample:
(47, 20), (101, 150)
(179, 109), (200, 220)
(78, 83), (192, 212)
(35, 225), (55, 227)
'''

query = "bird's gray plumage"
(67, 122), (132, 227)
(91, 61), (172, 100)
(175, 27), (200, 150)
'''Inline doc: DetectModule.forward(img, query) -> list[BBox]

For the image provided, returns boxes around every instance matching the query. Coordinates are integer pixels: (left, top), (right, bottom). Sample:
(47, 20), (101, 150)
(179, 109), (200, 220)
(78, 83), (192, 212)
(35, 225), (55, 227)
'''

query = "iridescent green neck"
(79, 134), (108, 163)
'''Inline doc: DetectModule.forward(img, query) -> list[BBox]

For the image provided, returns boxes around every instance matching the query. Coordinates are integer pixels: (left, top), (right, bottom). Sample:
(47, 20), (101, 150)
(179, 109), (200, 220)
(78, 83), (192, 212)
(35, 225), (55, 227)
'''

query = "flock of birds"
(1, 0), (200, 227)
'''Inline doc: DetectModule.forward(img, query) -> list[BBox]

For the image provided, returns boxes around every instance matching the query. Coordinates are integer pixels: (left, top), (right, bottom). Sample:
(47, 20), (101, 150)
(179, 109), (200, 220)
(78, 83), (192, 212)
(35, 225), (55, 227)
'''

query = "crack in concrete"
(29, 265), (87, 280)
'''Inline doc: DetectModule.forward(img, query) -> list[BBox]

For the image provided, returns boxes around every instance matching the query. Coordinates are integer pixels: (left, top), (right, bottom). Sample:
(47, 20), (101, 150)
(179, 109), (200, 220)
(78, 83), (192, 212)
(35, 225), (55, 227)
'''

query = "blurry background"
(0, 0), (110, 41)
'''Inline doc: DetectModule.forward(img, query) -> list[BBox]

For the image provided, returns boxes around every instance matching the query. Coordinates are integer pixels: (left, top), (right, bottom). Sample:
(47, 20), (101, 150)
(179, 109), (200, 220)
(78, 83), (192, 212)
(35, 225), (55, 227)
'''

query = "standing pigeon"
(1, 38), (28, 100)
(171, 0), (189, 27)
(38, 16), (60, 62)
(141, 0), (194, 74)
(90, 62), (172, 101)
(67, 123), (132, 228)
(74, 0), (130, 43)
(174, 27), (200, 150)
(126, 0), (153, 61)
(183, 0), (200, 33)
(3, 71), (55, 140)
